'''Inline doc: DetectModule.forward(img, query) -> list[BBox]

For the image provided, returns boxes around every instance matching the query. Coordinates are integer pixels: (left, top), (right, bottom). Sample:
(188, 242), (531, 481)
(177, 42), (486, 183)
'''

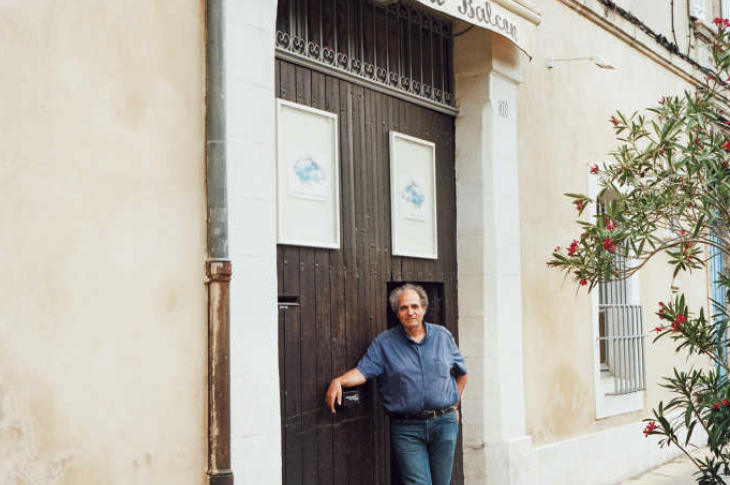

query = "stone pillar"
(225, 0), (283, 484)
(454, 30), (535, 485)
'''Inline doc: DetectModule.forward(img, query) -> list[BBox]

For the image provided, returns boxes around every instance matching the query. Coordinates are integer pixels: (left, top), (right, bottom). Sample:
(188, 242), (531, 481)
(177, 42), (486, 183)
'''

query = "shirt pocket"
(428, 360), (450, 378)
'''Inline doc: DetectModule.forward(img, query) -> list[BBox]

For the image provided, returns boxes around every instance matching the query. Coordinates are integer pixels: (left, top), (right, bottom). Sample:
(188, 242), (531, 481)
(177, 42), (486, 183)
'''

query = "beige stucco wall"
(519, 0), (710, 447)
(0, 1), (207, 483)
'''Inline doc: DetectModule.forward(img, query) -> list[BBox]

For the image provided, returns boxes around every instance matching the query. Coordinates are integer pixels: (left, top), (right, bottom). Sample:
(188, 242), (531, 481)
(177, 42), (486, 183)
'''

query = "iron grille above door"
(276, 0), (456, 114)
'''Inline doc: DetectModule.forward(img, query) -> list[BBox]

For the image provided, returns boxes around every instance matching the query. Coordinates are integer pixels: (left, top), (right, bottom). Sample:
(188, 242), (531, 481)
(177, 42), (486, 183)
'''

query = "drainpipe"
(206, 0), (233, 484)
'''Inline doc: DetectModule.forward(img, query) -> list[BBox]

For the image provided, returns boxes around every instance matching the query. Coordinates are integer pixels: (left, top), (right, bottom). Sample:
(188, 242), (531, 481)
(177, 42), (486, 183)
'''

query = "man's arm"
(454, 374), (468, 424)
(325, 368), (366, 414)
(455, 374), (468, 402)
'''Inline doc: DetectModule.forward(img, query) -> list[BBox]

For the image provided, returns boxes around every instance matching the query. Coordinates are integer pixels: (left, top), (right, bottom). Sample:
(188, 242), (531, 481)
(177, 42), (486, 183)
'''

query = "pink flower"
(579, 279), (587, 286)
(590, 164), (599, 174)
(654, 326), (665, 333)
(671, 314), (687, 331)
(643, 421), (657, 437)
(603, 238), (617, 253)
(610, 116), (620, 127)
(568, 240), (580, 256)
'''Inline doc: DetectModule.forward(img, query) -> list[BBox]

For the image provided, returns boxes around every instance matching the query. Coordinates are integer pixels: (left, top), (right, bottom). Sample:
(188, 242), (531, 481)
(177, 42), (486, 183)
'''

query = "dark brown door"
(276, 58), (461, 485)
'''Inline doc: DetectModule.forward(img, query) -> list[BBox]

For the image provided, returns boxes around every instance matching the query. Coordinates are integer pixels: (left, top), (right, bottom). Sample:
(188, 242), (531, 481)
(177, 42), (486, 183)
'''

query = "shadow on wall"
(0, 377), (72, 484)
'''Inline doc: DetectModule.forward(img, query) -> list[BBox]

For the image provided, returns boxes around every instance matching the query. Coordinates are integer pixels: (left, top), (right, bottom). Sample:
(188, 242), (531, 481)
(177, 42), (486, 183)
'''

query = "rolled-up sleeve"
(448, 333), (467, 376)
(356, 339), (384, 380)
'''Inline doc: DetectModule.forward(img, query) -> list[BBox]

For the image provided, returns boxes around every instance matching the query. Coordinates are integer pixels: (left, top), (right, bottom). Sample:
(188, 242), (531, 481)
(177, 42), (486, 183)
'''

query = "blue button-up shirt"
(356, 322), (467, 415)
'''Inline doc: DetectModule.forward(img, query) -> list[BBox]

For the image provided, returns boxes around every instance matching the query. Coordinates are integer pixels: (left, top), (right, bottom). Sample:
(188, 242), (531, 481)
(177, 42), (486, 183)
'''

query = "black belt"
(389, 405), (458, 421)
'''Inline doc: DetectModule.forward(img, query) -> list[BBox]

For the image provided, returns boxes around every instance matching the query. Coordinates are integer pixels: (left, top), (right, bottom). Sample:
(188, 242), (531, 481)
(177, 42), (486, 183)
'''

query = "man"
(325, 283), (468, 485)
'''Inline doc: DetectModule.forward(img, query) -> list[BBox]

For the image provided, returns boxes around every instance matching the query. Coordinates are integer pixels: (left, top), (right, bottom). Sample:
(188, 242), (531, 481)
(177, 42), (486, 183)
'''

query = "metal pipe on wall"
(206, 0), (233, 484)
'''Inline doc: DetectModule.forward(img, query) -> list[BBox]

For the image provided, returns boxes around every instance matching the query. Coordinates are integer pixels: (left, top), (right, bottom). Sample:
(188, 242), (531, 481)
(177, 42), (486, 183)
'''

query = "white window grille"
(597, 205), (646, 395)
(723, 0), (730, 18)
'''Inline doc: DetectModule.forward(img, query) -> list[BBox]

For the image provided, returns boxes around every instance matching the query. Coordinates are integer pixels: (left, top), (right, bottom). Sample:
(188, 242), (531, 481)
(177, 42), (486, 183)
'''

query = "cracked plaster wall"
(0, 378), (72, 485)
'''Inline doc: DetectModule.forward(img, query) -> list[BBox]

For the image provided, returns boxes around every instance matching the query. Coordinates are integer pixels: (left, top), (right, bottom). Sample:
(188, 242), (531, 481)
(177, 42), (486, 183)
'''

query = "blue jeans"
(390, 411), (459, 485)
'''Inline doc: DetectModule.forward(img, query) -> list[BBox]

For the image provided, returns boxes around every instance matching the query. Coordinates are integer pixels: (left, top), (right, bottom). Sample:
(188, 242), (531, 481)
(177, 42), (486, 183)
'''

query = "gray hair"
(389, 283), (428, 313)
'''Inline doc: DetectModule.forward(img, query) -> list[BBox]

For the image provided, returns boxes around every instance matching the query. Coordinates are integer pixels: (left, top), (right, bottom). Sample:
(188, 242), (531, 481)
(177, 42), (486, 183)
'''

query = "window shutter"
(689, 0), (706, 20)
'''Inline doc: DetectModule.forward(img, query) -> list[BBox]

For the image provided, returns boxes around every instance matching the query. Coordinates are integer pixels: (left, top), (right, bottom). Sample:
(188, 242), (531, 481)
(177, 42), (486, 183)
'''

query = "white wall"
(225, 0), (283, 484)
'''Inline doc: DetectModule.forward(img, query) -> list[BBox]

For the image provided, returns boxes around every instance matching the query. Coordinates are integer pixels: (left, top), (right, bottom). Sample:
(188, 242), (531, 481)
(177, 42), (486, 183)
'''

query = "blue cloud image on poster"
(288, 155), (329, 201)
(404, 182), (425, 208)
(294, 157), (325, 184)
(399, 178), (427, 221)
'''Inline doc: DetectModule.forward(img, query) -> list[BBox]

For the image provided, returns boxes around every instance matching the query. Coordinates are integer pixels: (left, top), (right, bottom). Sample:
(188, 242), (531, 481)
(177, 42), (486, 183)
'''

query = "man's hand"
(325, 377), (343, 414)
(324, 369), (366, 414)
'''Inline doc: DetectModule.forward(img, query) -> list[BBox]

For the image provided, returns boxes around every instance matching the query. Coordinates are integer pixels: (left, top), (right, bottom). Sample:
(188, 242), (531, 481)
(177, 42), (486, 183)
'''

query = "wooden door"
(276, 58), (461, 485)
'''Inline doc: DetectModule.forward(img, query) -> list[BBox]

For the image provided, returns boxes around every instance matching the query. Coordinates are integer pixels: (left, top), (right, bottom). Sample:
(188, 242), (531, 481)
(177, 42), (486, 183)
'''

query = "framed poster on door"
(389, 131), (438, 259)
(276, 99), (340, 249)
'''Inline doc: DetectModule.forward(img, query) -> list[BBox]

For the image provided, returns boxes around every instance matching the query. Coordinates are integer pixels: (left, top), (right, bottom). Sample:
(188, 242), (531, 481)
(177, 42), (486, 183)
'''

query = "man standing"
(325, 283), (468, 485)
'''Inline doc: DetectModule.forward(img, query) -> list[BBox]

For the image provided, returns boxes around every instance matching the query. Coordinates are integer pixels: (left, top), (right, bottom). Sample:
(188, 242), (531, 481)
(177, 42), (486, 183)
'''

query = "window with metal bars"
(597, 203), (647, 395)
(275, 0), (455, 111)
(709, 236), (729, 365)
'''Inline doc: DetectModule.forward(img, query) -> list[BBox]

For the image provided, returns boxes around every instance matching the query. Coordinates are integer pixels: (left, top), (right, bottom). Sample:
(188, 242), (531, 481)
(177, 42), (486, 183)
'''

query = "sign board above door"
(412, 0), (540, 58)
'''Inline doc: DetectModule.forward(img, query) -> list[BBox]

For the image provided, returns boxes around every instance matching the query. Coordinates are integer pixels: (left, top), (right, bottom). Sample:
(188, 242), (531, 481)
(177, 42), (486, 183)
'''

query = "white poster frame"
(389, 131), (438, 259)
(276, 99), (340, 249)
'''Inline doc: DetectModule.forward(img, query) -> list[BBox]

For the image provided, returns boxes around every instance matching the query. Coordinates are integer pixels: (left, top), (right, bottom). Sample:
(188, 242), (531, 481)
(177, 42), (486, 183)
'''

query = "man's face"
(396, 289), (426, 330)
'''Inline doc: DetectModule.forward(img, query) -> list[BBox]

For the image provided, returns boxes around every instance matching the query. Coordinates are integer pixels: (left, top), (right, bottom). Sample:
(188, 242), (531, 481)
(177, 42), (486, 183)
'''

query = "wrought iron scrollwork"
(292, 36), (305, 53)
(399, 4), (409, 19)
(274, 0), (455, 110)
(323, 47), (335, 64)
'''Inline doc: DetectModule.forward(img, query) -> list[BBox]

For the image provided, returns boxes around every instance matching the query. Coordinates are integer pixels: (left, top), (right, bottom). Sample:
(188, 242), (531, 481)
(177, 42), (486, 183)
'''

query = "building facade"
(233, 0), (717, 483)
(1, 0), (724, 484)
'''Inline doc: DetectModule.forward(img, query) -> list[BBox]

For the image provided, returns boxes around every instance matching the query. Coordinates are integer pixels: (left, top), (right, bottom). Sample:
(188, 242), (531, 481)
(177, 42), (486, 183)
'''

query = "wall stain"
(118, 91), (146, 126)
(0, 377), (72, 484)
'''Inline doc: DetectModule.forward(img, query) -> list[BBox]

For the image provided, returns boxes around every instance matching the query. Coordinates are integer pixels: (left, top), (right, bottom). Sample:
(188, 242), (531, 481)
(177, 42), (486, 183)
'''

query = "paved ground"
(619, 451), (705, 484)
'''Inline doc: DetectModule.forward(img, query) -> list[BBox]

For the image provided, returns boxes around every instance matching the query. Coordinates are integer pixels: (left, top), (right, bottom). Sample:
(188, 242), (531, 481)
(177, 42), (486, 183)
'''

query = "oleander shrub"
(548, 17), (730, 484)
